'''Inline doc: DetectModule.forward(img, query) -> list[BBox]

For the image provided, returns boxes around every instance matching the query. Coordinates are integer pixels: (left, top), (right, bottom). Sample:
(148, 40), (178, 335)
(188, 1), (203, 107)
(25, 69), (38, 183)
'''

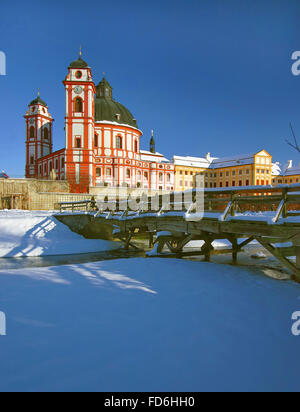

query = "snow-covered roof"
(140, 150), (170, 163)
(210, 154), (255, 169)
(172, 155), (212, 168)
(284, 166), (300, 176)
(272, 162), (282, 176)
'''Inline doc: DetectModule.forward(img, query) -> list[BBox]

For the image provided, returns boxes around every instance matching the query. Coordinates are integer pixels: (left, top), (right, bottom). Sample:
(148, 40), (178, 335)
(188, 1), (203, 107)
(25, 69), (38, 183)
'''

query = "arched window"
(134, 140), (138, 153)
(126, 169), (131, 179)
(167, 173), (171, 183)
(116, 136), (122, 149)
(43, 128), (49, 140)
(75, 97), (83, 113)
(29, 126), (35, 138)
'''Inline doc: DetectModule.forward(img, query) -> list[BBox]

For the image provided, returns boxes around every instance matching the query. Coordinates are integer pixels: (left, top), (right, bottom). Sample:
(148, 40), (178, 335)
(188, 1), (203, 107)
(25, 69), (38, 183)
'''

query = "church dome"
(30, 93), (47, 107)
(69, 56), (89, 68)
(94, 77), (138, 128)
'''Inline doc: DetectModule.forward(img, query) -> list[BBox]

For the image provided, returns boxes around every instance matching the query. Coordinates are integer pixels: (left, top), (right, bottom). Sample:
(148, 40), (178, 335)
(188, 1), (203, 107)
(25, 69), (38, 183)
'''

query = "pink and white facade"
(25, 52), (174, 193)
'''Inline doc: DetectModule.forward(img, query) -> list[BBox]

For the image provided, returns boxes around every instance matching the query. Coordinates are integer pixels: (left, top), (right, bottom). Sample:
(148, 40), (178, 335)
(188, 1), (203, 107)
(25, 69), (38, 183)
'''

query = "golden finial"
(79, 45), (82, 57)
(103, 71), (106, 77)
(37, 88), (40, 97)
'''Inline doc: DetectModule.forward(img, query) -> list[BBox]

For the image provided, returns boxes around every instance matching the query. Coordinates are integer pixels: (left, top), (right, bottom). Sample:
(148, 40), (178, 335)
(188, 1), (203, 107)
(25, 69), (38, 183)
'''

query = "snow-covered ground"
(0, 210), (119, 257)
(0, 258), (300, 392)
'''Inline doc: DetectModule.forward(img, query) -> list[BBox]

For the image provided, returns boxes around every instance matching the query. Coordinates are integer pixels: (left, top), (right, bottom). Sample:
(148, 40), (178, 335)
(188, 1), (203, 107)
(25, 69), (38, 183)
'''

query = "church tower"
(24, 92), (53, 178)
(63, 49), (96, 193)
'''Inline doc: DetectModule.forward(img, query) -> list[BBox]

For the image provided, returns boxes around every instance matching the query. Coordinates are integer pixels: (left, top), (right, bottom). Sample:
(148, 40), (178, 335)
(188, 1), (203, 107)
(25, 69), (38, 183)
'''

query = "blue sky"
(0, 0), (300, 176)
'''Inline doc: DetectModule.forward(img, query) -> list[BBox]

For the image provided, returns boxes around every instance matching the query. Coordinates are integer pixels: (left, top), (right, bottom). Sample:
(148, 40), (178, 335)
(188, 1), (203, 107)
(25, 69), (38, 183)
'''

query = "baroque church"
(25, 51), (174, 193)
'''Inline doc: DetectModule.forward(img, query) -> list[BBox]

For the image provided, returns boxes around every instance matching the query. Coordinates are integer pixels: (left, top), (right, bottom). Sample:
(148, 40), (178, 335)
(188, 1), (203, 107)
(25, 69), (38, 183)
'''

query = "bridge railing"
(58, 184), (300, 222)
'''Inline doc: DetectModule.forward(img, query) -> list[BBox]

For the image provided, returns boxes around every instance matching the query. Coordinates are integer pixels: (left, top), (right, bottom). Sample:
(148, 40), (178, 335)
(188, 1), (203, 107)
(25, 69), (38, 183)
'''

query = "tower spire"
(150, 129), (156, 154)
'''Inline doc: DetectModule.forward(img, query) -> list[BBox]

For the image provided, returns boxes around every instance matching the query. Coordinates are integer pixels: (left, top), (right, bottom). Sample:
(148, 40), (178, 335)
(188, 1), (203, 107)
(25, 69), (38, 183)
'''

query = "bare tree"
(286, 123), (300, 153)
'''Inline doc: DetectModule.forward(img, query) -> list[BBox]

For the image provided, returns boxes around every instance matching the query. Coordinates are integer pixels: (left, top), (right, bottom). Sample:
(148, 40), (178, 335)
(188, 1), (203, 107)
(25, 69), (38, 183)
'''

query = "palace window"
(126, 169), (131, 179)
(159, 173), (163, 182)
(43, 128), (49, 140)
(167, 173), (171, 183)
(144, 172), (148, 180)
(76, 138), (81, 148)
(116, 136), (122, 149)
(75, 71), (82, 79)
(106, 168), (112, 177)
(49, 161), (53, 171)
(55, 160), (58, 170)
(29, 126), (35, 138)
(96, 168), (101, 177)
(61, 158), (65, 168)
(30, 156), (34, 165)
(75, 98), (83, 113)
(94, 134), (98, 148)
(134, 140), (138, 153)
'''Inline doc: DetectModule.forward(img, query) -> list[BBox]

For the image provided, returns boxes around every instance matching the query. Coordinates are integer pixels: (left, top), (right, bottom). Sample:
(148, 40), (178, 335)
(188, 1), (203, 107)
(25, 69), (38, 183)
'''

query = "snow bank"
(0, 258), (299, 392)
(0, 210), (119, 257)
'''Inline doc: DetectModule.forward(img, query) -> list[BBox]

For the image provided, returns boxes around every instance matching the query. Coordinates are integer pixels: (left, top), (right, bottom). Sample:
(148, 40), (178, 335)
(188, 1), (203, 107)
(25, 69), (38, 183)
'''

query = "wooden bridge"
(57, 184), (300, 282)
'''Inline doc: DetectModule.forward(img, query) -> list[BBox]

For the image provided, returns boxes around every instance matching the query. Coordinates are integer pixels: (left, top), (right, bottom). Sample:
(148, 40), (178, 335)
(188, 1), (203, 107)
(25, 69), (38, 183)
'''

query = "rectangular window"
(76, 138), (81, 148)
(219, 182), (223, 187)
(94, 135), (98, 148)
(232, 181), (235, 186)
(96, 168), (101, 177)
(246, 180), (249, 186)
(30, 156), (34, 165)
(106, 168), (112, 177)
(239, 180), (242, 186)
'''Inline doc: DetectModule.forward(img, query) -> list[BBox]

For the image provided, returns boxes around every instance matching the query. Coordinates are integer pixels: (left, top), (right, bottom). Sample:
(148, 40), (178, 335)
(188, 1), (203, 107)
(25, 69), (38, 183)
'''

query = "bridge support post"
(231, 237), (238, 264)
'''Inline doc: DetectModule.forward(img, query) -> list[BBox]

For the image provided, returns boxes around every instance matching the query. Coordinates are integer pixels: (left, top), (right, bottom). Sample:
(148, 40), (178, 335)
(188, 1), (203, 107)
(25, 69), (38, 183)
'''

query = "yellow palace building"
(272, 161), (300, 185)
(173, 150), (273, 191)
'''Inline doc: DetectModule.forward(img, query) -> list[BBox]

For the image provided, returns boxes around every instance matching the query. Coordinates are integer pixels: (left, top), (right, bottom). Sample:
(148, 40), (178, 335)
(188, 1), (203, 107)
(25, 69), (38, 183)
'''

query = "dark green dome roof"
(69, 56), (89, 69)
(30, 95), (47, 107)
(94, 77), (138, 128)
